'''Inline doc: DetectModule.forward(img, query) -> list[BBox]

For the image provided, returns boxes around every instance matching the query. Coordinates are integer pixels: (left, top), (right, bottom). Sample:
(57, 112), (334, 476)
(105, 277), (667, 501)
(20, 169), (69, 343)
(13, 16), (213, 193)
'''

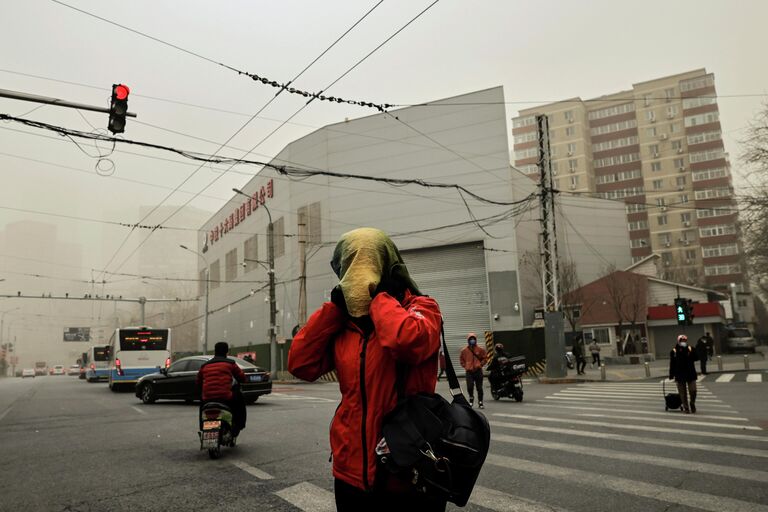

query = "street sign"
(63, 327), (91, 342)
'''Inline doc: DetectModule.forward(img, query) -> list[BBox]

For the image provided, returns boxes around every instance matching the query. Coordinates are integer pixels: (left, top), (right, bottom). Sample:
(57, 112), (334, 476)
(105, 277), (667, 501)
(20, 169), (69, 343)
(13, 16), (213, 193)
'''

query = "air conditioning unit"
(650, 117), (657, 123)
(667, 113), (675, 119)
(570, 167), (576, 174)
(653, 152), (660, 158)
(677, 185), (685, 191)
(664, 242), (671, 247)
(567, 151), (573, 156)
(660, 206), (668, 212)
(568, 117), (574, 124)
(677, 148), (684, 154)
(660, 134), (668, 140)
(684, 221), (691, 227)
(686, 259), (692, 264)
(683, 240), (690, 246)
(678, 166), (686, 172)
(570, 184), (576, 190)
(664, 261), (671, 267)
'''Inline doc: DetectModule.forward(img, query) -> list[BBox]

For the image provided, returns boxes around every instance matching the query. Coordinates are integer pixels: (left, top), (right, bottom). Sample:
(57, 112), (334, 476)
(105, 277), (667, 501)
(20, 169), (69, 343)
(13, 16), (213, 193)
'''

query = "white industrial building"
(196, 87), (631, 371)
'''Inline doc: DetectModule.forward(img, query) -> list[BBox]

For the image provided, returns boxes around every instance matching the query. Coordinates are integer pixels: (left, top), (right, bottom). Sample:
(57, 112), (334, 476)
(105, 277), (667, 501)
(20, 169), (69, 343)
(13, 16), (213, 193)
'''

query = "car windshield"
(729, 329), (752, 338)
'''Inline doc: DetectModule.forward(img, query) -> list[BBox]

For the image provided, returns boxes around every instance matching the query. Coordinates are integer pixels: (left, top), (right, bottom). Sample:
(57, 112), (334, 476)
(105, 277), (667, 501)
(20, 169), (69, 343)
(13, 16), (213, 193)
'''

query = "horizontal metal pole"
(0, 88), (137, 117)
(0, 294), (196, 302)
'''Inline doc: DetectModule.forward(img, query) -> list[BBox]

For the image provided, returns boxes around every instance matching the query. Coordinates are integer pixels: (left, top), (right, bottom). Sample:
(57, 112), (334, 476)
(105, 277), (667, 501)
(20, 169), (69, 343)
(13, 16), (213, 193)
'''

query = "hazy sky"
(1, 0), (767, 363)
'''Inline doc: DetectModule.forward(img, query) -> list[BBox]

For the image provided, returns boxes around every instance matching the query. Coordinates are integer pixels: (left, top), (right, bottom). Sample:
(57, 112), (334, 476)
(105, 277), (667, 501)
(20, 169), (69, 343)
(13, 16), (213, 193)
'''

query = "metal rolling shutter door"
(402, 242), (490, 376)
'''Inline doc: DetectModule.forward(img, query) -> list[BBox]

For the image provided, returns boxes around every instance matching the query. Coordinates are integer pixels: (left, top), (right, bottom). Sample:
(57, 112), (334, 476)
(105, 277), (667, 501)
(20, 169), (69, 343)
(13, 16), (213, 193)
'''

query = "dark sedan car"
(135, 355), (271, 404)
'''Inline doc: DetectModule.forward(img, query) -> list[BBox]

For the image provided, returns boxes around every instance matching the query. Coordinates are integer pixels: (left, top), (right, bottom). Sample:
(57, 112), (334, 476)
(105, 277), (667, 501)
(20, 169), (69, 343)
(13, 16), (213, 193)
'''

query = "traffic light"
(674, 298), (695, 326)
(108, 83), (130, 134)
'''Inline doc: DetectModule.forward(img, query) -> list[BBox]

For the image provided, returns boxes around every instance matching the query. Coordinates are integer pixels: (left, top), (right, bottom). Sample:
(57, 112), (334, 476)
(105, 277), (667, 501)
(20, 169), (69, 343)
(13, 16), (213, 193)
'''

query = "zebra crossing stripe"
(575, 385), (715, 395)
(716, 374), (736, 382)
(493, 413), (768, 442)
(485, 454), (768, 512)
(489, 420), (768, 459)
(522, 402), (747, 421)
(492, 434), (768, 483)
(544, 395), (734, 408)
(275, 482), (335, 512)
(553, 391), (723, 402)
(231, 460), (274, 480)
(470, 485), (571, 512)
(578, 413), (762, 430)
(747, 374), (763, 383)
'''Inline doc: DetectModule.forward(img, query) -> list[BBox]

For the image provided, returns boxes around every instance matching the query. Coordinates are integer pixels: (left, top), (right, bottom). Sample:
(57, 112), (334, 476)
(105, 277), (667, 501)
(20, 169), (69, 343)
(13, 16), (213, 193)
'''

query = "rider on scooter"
(487, 343), (507, 390)
(196, 342), (247, 436)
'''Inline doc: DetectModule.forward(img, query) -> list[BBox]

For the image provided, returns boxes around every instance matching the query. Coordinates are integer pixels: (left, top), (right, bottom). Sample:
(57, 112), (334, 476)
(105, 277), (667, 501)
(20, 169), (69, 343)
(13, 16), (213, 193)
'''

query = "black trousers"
(465, 369), (484, 401)
(576, 356), (587, 374)
(334, 478), (446, 512)
(591, 353), (601, 366)
(700, 358), (708, 375)
(201, 392), (246, 434)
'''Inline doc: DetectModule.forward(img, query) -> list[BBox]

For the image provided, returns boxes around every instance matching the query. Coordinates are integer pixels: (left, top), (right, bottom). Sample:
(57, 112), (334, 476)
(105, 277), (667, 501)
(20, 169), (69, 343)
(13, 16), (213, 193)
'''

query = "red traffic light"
(114, 84), (130, 100)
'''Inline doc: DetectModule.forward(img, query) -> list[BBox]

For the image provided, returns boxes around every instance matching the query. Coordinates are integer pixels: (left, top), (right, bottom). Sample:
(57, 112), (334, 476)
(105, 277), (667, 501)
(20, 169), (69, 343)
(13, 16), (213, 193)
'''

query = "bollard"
(744, 354), (750, 370)
(644, 361), (650, 378)
(600, 363), (606, 381)
(717, 355), (723, 371)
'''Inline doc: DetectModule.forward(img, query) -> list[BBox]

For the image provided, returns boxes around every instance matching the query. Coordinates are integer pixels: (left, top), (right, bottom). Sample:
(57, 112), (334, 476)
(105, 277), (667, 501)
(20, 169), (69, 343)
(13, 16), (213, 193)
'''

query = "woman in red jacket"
(288, 228), (444, 511)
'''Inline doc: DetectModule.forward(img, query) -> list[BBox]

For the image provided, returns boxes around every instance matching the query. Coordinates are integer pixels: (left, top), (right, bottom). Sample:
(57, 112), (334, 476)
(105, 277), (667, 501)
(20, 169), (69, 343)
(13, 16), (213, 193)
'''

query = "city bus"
(85, 345), (111, 382)
(108, 327), (171, 391)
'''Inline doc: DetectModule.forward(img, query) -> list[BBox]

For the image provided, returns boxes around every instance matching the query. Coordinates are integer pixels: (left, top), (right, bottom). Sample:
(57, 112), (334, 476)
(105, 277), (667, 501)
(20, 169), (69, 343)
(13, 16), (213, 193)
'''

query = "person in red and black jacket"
(288, 228), (445, 512)
(196, 342), (247, 435)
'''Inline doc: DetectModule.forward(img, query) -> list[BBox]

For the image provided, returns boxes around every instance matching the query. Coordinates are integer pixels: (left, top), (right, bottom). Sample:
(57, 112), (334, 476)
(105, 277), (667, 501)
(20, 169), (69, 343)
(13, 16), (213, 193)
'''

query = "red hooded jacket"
(196, 356), (246, 401)
(288, 291), (442, 491)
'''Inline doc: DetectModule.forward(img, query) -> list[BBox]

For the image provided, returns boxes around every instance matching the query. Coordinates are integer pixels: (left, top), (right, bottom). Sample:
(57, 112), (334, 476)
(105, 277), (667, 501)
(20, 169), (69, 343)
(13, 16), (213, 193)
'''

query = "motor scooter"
(565, 351), (575, 369)
(489, 355), (526, 402)
(199, 402), (236, 459)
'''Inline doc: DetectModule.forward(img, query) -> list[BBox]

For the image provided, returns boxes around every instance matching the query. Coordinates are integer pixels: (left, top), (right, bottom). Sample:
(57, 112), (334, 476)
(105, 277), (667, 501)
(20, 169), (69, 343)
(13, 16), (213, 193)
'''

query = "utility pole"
(537, 114), (566, 379)
(179, 245), (210, 355)
(298, 216), (308, 328)
(233, 188), (277, 375)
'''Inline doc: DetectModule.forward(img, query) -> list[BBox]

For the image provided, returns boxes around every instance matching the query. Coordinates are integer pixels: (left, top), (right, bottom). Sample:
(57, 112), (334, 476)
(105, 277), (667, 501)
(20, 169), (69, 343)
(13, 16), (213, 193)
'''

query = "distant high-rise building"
(512, 69), (743, 292)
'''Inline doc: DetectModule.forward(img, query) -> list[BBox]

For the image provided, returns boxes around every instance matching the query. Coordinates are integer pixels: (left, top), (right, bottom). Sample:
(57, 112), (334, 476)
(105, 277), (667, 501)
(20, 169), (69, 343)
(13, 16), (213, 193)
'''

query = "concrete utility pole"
(536, 114), (566, 379)
(233, 188), (277, 375)
(298, 217), (308, 328)
(0, 88), (137, 118)
(180, 245), (210, 355)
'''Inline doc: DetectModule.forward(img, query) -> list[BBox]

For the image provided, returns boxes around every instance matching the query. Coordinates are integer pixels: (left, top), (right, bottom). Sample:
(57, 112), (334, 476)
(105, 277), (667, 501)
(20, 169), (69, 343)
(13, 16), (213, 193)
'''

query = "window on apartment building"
(552, 162), (559, 174)
(651, 162), (662, 172)
(550, 146), (557, 157)
(225, 248), (238, 282)
(652, 179), (664, 190)
(679, 194), (689, 204)
(564, 110), (574, 122)
(567, 143), (577, 155)
(681, 212), (692, 224)
(549, 129), (555, 140)
(658, 215), (668, 226)
(565, 126), (575, 136)
(676, 176), (687, 187)
(647, 127), (657, 137)
(670, 123), (681, 134)
(656, 197), (666, 207)
(665, 88), (675, 102)
(570, 175), (579, 188)
(649, 144), (659, 157)
(674, 158), (685, 169)
(210, 260), (221, 289)
(671, 140), (683, 152)
(666, 106), (678, 118)
(658, 233), (671, 245)
(685, 250), (697, 262)
(661, 252), (673, 264)
(243, 234), (258, 273)
(630, 239), (647, 249)
(643, 94), (653, 107)
(568, 159), (578, 172)
(646, 110), (656, 122)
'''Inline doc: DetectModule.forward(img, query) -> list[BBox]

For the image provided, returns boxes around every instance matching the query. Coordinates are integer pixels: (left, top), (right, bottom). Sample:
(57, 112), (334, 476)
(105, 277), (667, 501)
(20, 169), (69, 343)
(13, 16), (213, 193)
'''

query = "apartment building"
(511, 69), (743, 292)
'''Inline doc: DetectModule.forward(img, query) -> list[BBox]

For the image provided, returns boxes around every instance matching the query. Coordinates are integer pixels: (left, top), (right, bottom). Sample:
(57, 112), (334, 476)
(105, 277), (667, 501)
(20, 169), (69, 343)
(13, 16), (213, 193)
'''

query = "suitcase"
(663, 380), (682, 411)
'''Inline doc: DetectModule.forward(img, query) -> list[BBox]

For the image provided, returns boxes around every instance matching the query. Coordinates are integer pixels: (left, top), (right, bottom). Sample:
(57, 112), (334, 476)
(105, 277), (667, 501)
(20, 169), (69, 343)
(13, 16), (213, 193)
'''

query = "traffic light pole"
(0, 88), (137, 118)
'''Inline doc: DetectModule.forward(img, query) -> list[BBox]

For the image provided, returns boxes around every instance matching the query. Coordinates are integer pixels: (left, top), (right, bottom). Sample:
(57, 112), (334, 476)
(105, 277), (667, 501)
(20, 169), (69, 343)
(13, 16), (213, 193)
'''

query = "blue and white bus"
(85, 345), (111, 382)
(108, 327), (171, 391)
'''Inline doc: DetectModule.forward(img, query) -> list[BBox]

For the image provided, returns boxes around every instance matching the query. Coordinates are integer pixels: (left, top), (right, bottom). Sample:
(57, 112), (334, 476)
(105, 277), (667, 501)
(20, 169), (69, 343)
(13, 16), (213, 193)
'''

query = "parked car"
(723, 328), (757, 353)
(135, 355), (272, 404)
(22, 368), (35, 378)
(68, 364), (80, 376)
(51, 365), (65, 376)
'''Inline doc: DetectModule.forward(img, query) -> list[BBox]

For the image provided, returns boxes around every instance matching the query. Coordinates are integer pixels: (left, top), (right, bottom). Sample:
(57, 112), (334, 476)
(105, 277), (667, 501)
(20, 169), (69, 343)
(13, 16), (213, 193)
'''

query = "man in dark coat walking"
(669, 334), (699, 413)
(696, 332), (714, 375)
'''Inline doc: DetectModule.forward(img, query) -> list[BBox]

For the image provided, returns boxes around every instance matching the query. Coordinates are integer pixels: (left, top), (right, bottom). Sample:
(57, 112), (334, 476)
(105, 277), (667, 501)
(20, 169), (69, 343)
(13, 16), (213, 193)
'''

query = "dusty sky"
(0, 0), (766, 364)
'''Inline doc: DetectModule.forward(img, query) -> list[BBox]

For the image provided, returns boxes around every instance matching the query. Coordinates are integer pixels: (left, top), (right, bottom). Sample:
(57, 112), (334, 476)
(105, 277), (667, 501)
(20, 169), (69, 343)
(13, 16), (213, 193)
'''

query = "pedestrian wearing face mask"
(460, 332), (487, 409)
(669, 334), (699, 413)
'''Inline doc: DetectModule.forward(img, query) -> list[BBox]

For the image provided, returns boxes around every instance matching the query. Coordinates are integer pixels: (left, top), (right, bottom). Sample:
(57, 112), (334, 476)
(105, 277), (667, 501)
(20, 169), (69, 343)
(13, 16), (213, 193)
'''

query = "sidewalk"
(540, 350), (767, 383)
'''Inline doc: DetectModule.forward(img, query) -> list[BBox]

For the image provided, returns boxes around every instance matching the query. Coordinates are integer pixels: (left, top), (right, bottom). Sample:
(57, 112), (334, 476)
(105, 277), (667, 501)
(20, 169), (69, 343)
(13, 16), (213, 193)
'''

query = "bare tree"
(602, 266), (647, 353)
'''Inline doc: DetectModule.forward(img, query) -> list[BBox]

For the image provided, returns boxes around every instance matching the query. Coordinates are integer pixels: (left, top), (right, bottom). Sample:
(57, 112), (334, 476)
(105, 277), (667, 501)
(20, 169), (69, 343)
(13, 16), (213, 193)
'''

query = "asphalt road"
(0, 374), (766, 511)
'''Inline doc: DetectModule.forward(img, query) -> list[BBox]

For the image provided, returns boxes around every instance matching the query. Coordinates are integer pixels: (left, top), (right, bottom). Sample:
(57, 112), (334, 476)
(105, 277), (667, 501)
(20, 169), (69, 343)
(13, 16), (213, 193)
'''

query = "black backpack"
(378, 324), (490, 506)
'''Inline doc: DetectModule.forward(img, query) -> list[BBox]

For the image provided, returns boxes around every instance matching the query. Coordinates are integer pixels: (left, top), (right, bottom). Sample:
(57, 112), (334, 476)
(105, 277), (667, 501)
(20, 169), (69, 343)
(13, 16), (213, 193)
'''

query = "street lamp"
(233, 187), (277, 375)
(180, 244), (210, 355)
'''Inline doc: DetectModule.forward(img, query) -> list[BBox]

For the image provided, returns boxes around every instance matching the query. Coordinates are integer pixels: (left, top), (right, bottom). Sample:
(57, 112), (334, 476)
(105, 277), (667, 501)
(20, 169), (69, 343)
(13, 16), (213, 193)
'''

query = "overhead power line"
(50, 0), (394, 112)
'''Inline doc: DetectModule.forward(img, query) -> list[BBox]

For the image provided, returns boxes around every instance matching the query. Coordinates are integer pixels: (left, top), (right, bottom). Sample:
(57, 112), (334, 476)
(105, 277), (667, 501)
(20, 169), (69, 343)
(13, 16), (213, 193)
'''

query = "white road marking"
(493, 413), (768, 442)
(231, 460), (274, 480)
(716, 373), (736, 382)
(275, 482), (335, 512)
(131, 406), (147, 415)
(493, 433), (768, 483)
(268, 393), (337, 403)
(555, 390), (722, 402)
(485, 454), (768, 512)
(470, 485), (571, 512)
(523, 402), (747, 421)
(578, 413), (762, 430)
(489, 420), (768, 459)
(544, 396), (733, 408)
(697, 374), (706, 382)
(0, 404), (13, 423)
(574, 385), (715, 395)
(747, 374), (763, 383)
